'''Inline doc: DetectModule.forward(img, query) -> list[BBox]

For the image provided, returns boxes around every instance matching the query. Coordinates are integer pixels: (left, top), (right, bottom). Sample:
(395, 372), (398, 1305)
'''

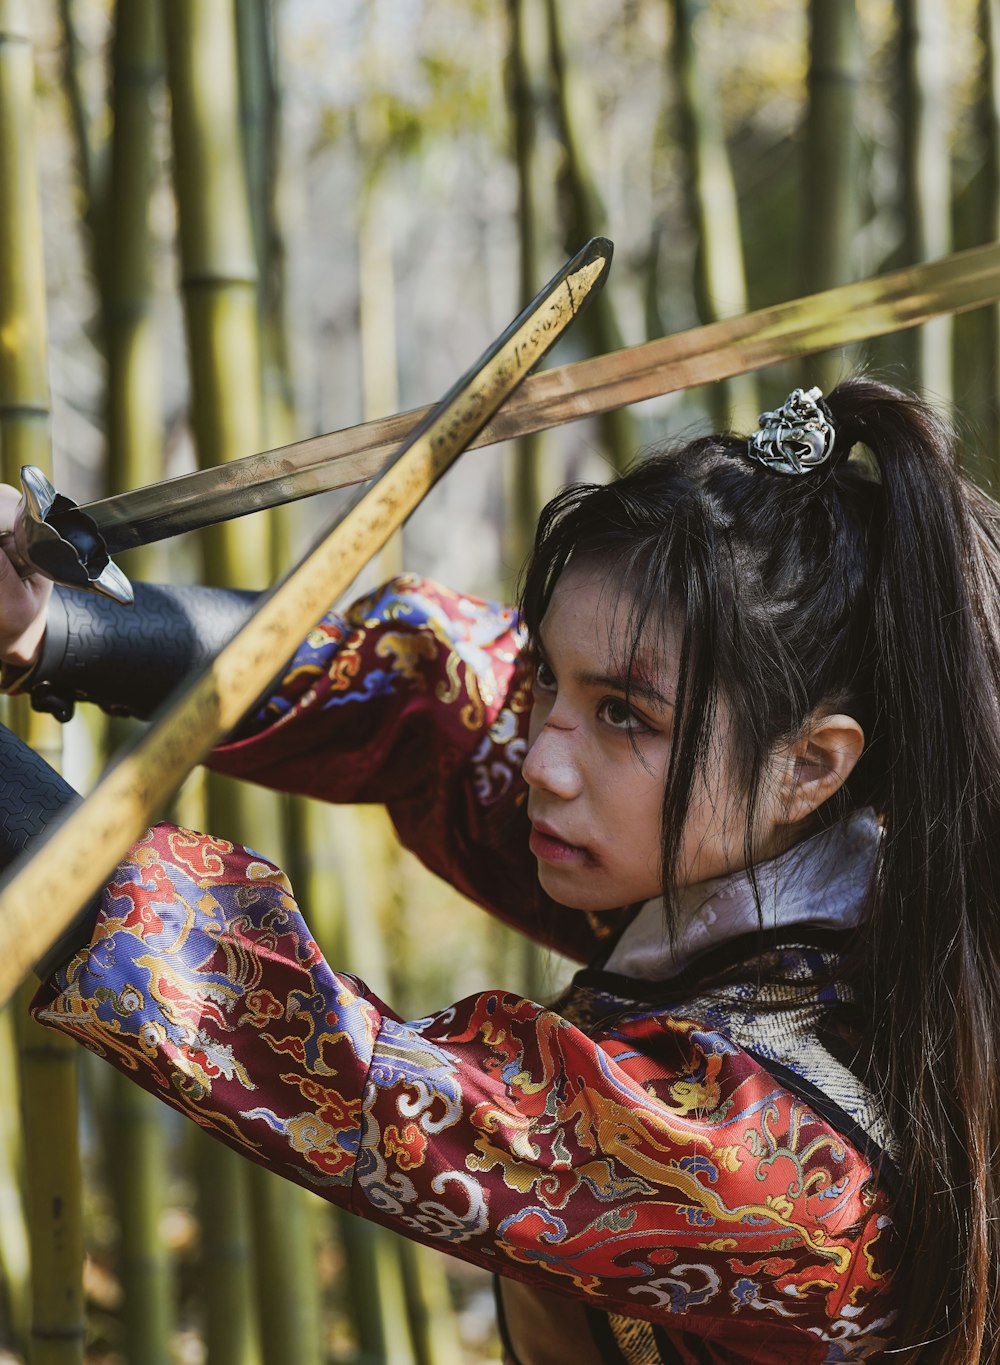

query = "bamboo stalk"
(400, 1238), (464, 1365)
(803, 0), (862, 393)
(245, 1164), (322, 1365)
(105, 0), (164, 544)
(0, 2), (49, 476)
(900, 0), (953, 398)
(0, 1001), (30, 1352)
(97, 7), (178, 1359)
(506, 0), (547, 575)
(0, 6), (84, 1361)
(194, 1137), (261, 1365)
(235, 0), (270, 289)
(235, 0), (294, 457)
(162, 5), (270, 1360)
(162, 0), (266, 591)
(107, 1072), (173, 1362)
(804, 0), (862, 290)
(15, 994), (85, 1365)
(964, 0), (1000, 486)
(0, 10), (40, 1337)
(670, 0), (757, 428)
(56, 0), (104, 245)
(545, 0), (636, 469)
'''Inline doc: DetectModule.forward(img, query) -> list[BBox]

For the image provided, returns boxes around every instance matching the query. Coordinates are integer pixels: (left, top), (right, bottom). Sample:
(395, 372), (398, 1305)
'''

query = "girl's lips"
(529, 823), (590, 865)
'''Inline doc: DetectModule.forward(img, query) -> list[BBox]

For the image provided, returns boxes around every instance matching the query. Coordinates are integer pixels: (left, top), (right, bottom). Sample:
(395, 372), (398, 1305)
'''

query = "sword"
(0, 236), (613, 1005)
(4, 237), (1000, 604)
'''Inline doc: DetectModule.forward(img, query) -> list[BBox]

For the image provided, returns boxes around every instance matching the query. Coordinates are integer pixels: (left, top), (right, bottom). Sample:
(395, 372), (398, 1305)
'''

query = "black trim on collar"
(572, 924), (857, 1004)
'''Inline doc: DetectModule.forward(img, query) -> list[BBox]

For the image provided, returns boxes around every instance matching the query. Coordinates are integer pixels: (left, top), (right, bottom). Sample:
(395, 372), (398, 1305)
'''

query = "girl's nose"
(522, 719), (583, 799)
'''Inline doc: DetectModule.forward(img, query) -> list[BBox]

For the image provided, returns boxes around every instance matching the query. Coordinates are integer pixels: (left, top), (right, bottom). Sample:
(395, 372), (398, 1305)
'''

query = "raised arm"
(0, 547), (616, 961)
(6, 581), (257, 720)
(31, 821), (898, 1348)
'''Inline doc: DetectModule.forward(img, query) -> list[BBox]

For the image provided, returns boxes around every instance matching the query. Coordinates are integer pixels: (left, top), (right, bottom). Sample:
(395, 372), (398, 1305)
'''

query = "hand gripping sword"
(4, 238), (1000, 603)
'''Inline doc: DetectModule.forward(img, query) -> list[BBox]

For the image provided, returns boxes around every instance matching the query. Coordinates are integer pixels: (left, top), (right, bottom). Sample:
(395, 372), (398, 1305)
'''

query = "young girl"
(1, 376), (998, 1363)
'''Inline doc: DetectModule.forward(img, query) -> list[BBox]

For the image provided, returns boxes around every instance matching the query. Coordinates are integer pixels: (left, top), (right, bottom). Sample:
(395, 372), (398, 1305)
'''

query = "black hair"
(520, 377), (1000, 1363)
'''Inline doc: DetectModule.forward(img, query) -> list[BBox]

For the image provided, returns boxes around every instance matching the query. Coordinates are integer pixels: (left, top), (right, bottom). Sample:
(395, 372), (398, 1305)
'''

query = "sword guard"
(0, 467), (133, 605)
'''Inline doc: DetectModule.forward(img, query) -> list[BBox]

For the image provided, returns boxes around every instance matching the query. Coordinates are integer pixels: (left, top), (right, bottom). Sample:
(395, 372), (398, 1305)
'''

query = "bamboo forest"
(1, 0), (1000, 1362)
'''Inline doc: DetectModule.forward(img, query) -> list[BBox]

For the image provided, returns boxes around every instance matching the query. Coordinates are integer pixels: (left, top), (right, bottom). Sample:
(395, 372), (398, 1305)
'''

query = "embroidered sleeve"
(32, 825), (898, 1350)
(208, 573), (616, 962)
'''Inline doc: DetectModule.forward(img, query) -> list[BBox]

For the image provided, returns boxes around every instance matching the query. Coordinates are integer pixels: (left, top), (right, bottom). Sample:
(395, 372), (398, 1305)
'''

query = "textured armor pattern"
(34, 581), (257, 720)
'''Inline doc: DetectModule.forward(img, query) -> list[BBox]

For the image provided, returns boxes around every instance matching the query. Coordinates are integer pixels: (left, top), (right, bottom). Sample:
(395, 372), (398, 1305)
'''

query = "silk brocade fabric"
(32, 576), (901, 1363)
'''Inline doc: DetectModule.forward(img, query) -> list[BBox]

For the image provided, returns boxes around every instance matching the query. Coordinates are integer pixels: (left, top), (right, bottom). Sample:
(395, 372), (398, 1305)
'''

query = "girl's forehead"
(543, 562), (678, 674)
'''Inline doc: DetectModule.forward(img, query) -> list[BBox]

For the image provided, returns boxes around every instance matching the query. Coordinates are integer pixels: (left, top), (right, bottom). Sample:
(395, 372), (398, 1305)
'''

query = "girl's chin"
(534, 864), (623, 913)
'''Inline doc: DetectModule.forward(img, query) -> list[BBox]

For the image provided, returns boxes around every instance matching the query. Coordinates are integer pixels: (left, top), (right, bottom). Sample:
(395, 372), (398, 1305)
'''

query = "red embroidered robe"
(32, 575), (900, 1363)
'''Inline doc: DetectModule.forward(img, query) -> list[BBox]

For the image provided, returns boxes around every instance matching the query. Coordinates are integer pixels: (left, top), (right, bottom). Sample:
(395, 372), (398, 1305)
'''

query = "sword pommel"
(0, 467), (133, 605)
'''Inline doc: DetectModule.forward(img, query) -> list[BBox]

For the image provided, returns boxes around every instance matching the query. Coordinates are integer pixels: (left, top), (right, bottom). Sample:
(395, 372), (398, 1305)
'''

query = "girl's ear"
(777, 713), (865, 825)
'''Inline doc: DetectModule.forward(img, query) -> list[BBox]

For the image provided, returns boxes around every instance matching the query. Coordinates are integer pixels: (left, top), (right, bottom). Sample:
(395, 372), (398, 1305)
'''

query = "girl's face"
(523, 562), (771, 913)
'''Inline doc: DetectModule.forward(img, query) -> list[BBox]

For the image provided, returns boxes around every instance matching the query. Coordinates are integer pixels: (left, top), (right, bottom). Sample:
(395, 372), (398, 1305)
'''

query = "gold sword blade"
(78, 236), (1000, 551)
(0, 238), (612, 1005)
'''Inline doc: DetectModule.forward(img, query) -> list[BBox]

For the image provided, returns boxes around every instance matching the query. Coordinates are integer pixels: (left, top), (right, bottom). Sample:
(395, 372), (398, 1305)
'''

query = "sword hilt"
(0, 468), (133, 605)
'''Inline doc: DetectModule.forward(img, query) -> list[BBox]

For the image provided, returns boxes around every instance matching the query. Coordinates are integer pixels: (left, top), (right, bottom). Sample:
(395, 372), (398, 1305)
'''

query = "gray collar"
(602, 809), (880, 981)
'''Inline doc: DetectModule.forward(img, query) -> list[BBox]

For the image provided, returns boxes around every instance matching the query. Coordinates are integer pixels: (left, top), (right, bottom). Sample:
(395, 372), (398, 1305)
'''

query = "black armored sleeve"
(0, 723), (98, 979)
(28, 582), (258, 721)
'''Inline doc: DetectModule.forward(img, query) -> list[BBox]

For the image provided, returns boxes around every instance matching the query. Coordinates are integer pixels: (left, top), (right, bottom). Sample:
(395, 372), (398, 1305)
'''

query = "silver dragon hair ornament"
(745, 385), (836, 476)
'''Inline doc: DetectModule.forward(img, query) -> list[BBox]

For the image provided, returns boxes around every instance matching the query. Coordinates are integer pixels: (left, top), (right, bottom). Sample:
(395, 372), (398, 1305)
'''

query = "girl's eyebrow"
(577, 667), (673, 709)
(533, 629), (673, 708)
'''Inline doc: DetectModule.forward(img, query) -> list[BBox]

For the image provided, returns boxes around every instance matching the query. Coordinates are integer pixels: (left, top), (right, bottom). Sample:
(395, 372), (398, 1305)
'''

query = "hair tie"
(745, 386), (836, 476)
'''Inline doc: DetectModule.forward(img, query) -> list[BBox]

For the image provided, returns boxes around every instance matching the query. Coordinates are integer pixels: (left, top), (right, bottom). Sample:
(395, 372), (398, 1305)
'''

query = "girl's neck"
(603, 808), (880, 982)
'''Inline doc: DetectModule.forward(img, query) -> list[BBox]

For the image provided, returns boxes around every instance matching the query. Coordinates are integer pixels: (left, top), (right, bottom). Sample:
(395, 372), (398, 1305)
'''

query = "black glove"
(29, 581), (258, 721)
(0, 722), (100, 978)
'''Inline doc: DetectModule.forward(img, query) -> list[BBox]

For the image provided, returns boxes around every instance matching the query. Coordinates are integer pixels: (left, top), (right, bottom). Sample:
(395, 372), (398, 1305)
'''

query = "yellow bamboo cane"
(803, 0), (861, 392)
(0, 1002), (29, 1350)
(101, 5), (176, 1360)
(163, 3), (283, 1360)
(900, 0), (953, 398)
(233, 5), (325, 1358)
(0, 6), (85, 1361)
(671, 0), (758, 429)
(0, 1), (48, 476)
(545, 0), (635, 470)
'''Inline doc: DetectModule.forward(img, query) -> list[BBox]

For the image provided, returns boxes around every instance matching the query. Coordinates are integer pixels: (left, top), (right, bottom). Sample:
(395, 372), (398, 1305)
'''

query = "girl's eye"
(598, 696), (651, 733)
(532, 658), (556, 692)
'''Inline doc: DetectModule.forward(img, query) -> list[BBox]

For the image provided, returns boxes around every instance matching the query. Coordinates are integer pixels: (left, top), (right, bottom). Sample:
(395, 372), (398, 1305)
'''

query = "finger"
(0, 543), (21, 585)
(0, 484), (20, 525)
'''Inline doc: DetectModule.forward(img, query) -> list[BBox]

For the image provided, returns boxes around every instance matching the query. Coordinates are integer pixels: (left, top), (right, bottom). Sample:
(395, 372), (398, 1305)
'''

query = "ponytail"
(826, 381), (1000, 1363)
